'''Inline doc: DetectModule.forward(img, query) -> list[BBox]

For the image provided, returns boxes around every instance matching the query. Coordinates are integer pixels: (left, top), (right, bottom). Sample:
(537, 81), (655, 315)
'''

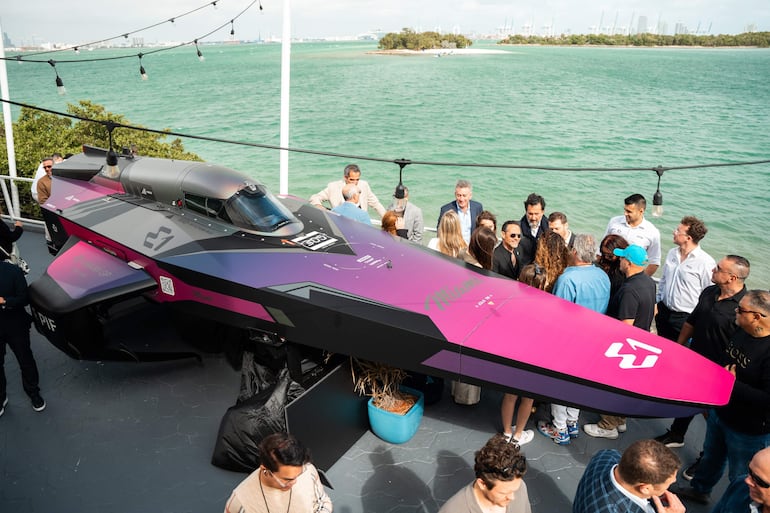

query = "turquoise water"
(5, 41), (770, 286)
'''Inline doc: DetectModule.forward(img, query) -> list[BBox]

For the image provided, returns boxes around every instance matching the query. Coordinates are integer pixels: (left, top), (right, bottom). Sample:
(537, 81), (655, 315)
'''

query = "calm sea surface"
(5, 41), (770, 286)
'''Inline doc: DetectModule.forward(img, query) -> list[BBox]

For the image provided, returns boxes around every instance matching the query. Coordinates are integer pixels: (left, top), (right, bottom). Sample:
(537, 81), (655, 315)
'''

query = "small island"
(377, 28), (473, 51)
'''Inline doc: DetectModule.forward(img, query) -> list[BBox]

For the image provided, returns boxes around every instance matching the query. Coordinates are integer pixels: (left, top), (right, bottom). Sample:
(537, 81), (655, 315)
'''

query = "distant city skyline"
(1, 0), (768, 48)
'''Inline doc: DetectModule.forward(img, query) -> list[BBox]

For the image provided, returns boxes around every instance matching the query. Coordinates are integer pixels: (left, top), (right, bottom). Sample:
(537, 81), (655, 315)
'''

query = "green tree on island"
(498, 31), (770, 48)
(379, 28), (473, 50)
(0, 100), (200, 218)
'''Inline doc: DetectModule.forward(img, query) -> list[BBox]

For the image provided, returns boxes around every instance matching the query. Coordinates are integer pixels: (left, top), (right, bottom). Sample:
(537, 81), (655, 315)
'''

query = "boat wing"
(29, 237), (157, 315)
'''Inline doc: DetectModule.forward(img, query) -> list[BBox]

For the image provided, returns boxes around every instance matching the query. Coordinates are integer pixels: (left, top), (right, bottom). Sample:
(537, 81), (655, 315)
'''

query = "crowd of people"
(305, 163), (769, 512)
(3, 158), (769, 512)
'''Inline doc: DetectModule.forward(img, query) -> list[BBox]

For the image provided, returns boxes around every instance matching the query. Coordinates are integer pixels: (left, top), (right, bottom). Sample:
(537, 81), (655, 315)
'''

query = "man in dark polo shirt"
(654, 255), (750, 450)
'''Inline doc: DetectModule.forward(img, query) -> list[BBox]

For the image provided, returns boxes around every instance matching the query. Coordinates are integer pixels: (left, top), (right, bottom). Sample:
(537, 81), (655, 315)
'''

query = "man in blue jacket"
(573, 439), (684, 513)
(437, 179), (483, 244)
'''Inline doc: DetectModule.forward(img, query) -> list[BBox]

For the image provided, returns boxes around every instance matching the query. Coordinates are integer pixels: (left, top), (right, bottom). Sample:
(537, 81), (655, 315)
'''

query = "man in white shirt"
(604, 194), (661, 276)
(655, 216), (716, 341)
(309, 164), (386, 217)
(548, 211), (574, 248)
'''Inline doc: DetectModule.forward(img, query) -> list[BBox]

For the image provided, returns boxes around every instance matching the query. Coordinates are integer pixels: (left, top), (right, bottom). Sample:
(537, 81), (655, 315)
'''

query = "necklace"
(258, 471), (293, 513)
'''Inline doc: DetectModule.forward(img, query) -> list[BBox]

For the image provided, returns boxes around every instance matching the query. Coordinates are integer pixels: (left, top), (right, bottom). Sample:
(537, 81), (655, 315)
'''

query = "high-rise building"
(2, 31), (13, 48)
(637, 16), (648, 34)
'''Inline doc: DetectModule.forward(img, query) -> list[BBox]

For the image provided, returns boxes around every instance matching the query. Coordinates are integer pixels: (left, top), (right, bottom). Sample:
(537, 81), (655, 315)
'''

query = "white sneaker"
(513, 430), (535, 446)
(583, 423), (619, 439)
(617, 423), (627, 433)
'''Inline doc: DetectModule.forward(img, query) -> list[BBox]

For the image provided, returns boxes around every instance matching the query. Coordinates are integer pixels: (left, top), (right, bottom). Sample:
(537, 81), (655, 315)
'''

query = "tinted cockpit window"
(223, 184), (297, 233)
(184, 194), (232, 223)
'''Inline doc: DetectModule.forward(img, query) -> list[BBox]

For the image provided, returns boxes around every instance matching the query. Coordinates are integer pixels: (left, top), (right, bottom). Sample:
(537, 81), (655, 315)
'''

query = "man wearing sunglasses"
(493, 221), (529, 280)
(30, 153), (63, 203)
(676, 290), (770, 505)
(654, 255), (749, 453)
(35, 157), (55, 206)
(711, 446), (770, 512)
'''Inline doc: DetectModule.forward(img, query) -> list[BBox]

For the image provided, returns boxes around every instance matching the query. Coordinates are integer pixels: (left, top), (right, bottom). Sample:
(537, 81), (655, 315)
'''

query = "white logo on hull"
(605, 338), (661, 369)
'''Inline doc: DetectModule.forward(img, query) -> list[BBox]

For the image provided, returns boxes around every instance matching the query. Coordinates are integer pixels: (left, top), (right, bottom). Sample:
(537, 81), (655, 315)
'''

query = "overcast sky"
(2, 0), (768, 47)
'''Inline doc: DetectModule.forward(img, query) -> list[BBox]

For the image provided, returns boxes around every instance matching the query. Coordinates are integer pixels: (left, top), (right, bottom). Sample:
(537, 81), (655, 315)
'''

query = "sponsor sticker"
(292, 231), (337, 251)
(159, 276), (175, 296)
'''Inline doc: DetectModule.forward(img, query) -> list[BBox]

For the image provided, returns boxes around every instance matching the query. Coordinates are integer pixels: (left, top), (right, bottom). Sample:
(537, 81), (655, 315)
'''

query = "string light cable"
(1, 97), (769, 182)
(6, 0), (249, 59)
(1, 0), (261, 88)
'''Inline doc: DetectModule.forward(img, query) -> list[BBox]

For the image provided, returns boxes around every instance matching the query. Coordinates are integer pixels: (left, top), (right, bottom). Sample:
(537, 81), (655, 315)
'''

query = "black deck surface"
(1, 226), (725, 512)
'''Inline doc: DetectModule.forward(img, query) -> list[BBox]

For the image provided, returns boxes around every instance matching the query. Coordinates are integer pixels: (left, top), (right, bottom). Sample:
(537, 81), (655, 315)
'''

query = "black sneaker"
(654, 430), (685, 448)
(30, 394), (46, 412)
(683, 456), (701, 481)
(672, 484), (710, 504)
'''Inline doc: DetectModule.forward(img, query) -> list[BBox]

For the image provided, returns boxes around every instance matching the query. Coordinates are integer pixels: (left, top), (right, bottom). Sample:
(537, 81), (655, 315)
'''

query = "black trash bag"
(211, 368), (305, 472)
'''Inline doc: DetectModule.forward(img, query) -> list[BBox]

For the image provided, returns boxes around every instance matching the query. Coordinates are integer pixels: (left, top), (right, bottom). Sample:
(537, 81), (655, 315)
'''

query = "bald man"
(712, 446), (770, 512)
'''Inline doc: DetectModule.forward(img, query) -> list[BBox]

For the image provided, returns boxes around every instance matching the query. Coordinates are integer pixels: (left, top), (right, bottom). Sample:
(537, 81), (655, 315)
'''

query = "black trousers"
(655, 301), (689, 342)
(1, 324), (40, 400)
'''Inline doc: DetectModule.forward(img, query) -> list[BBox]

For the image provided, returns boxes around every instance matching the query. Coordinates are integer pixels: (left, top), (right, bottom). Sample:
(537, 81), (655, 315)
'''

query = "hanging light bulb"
(195, 40), (205, 62)
(104, 125), (122, 179)
(652, 166), (665, 217)
(212, 1), (218, 9)
(138, 54), (148, 80)
(259, 0), (263, 10)
(230, 20), (235, 37)
(73, 46), (80, 54)
(48, 60), (66, 95)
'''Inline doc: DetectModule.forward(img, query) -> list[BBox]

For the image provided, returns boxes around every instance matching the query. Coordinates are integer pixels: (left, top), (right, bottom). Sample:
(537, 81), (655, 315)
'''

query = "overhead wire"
(1, 97), (769, 175)
(1, 0), (260, 65)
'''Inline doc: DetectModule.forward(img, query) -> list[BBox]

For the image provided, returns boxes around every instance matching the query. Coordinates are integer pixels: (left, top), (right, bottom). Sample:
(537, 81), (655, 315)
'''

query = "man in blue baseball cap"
(584, 244), (657, 439)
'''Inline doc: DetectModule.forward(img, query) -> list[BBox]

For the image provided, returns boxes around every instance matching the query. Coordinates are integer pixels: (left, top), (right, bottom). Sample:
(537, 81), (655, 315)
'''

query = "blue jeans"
(691, 410), (770, 494)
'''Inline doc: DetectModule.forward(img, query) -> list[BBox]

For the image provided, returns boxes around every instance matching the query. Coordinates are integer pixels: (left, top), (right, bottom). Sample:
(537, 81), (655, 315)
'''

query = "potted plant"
(350, 358), (424, 444)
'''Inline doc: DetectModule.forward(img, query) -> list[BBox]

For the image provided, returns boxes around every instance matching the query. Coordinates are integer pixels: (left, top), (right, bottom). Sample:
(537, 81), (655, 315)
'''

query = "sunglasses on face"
(749, 467), (770, 488)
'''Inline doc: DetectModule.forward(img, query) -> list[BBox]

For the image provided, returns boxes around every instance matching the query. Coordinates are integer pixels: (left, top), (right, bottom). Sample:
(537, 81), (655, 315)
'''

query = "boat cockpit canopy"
(184, 183), (303, 236)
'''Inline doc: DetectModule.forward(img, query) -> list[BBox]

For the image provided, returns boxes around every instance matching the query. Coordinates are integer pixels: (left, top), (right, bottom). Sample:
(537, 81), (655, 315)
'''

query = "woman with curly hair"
(533, 230), (570, 293)
(596, 233), (629, 297)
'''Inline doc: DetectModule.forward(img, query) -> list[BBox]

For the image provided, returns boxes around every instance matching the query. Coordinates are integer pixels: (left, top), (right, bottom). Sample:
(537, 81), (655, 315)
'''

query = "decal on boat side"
(605, 338), (662, 369)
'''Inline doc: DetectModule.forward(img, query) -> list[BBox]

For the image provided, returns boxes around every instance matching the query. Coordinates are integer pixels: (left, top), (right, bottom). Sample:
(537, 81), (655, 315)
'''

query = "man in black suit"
(492, 220), (530, 280)
(437, 179), (483, 244)
(518, 193), (548, 265)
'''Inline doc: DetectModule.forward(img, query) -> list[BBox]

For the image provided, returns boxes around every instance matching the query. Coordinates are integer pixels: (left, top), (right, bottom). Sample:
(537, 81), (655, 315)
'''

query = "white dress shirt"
(656, 245), (716, 312)
(604, 216), (662, 266)
(309, 179), (386, 217)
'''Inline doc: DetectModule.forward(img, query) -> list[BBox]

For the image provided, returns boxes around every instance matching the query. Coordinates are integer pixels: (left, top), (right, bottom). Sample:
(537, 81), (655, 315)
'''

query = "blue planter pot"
(367, 386), (424, 444)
